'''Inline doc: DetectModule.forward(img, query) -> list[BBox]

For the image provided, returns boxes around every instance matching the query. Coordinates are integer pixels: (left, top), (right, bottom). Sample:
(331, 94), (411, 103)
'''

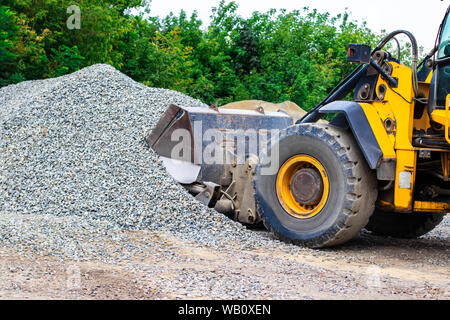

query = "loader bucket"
(146, 104), (294, 185)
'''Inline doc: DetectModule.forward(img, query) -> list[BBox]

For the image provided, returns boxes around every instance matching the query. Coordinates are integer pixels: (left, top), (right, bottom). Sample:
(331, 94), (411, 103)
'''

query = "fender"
(319, 101), (383, 170)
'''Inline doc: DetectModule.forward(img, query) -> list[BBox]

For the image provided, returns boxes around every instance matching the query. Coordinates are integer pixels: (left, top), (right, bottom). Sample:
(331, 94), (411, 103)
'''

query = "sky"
(144, 0), (449, 51)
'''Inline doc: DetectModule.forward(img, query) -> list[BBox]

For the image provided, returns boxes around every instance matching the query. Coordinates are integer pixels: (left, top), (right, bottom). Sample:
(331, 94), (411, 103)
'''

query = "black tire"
(365, 210), (445, 238)
(254, 123), (377, 248)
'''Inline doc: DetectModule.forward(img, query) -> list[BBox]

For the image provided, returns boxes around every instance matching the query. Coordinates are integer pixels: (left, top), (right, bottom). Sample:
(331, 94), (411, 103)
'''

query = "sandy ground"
(0, 223), (448, 300)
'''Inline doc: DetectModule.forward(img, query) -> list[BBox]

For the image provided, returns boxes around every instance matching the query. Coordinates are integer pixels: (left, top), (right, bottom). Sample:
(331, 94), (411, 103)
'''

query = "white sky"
(145, 0), (449, 51)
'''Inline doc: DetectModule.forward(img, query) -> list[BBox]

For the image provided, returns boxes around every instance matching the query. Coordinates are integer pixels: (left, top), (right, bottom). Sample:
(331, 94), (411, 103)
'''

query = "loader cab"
(430, 7), (450, 116)
(435, 9), (450, 107)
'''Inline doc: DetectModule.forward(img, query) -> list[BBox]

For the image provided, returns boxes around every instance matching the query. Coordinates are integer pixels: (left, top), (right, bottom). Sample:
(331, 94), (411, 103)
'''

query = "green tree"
(1, 0), (395, 112)
(0, 5), (21, 86)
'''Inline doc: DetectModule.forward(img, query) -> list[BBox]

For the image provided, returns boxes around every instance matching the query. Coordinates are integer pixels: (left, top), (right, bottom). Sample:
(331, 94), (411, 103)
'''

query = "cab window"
(439, 12), (450, 59)
(436, 10), (450, 106)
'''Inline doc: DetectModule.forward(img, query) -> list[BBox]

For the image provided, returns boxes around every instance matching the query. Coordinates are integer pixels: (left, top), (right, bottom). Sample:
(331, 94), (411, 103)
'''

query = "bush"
(2, 1), (400, 110)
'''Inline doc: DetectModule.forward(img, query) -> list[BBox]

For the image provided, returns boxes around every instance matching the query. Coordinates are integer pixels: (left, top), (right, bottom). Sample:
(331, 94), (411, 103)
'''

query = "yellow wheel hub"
(276, 155), (330, 219)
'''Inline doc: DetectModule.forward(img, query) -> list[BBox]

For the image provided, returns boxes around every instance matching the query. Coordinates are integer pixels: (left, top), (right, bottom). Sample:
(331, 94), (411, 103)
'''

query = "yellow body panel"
(394, 150), (417, 211)
(359, 103), (396, 158)
(414, 201), (450, 212)
(447, 94), (450, 144)
(431, 109), (449, 126)
(360, 62), (419, 211)
(413, 81), (433, 132)
(431, 95), (450, 143)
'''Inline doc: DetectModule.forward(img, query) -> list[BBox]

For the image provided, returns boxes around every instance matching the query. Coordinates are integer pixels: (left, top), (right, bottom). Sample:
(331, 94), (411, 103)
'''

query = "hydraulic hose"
(391, 37), (401, 62)
(373, 30), (419, 96)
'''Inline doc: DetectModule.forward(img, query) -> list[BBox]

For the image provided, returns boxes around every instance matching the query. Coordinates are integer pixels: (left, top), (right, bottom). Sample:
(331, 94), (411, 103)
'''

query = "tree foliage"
(0, 0), (421, 110)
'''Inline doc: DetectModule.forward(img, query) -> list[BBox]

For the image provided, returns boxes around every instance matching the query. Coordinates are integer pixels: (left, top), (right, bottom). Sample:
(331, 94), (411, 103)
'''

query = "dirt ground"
(0, 223), (448, 300)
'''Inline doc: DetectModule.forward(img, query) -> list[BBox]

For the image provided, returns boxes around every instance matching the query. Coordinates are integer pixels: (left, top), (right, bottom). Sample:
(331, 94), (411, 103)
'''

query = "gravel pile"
(0, 64), (276, 260)
(0, 64), (448, 265)
(0, 65), (448, 300)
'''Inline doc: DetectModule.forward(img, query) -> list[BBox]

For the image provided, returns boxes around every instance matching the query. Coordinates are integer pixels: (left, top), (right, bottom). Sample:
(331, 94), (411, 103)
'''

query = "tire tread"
(257, 123), (377, 248)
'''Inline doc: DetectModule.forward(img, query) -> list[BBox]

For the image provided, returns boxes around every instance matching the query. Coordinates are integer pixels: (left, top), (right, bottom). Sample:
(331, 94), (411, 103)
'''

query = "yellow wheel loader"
(147, 6), (450, 248)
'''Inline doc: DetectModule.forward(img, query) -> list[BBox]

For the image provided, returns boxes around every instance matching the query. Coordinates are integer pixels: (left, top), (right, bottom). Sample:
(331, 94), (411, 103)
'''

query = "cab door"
(435, 7), (450, 107)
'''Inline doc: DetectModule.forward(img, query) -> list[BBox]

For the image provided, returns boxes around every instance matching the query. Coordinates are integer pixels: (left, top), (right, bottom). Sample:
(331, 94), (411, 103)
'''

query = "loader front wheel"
(254, 124), (377, 248)
(365, 211), (445, 238)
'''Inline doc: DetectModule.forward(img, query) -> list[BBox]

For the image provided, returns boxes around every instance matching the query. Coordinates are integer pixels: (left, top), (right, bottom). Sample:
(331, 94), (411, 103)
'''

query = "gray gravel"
(0, 64), (448, 299)
(0, 64), (285, 261)
(0, 64), (448, 259)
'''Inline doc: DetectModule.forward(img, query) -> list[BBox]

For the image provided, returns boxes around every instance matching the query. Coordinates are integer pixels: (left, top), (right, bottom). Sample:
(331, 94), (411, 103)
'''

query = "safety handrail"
(445, 94), (450, 144)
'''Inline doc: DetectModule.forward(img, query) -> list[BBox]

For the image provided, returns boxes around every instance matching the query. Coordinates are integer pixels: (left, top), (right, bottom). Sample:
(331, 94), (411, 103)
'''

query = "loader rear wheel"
(365, 211), (445, 238)
(254, 124), (377, 248)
